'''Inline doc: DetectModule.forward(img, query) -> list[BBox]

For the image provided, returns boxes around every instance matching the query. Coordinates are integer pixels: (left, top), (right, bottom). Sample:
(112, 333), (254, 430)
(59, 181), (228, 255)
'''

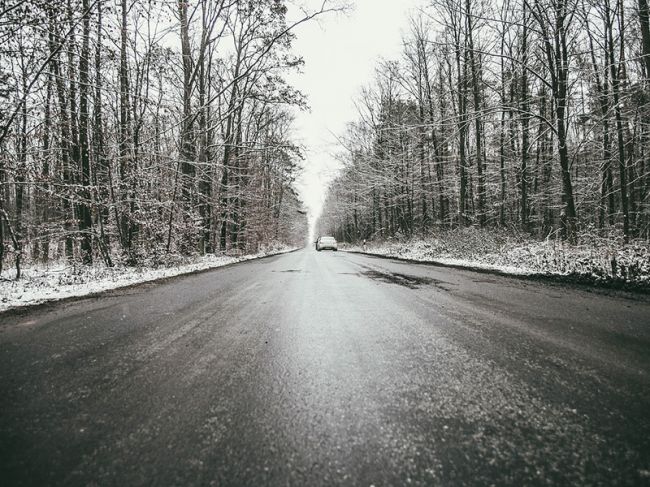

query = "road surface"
(1, 249), (649, 486)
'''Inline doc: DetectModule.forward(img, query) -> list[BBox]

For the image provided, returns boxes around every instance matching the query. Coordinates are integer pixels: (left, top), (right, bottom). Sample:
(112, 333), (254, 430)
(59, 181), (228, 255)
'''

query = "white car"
(316, 236), (338, 251)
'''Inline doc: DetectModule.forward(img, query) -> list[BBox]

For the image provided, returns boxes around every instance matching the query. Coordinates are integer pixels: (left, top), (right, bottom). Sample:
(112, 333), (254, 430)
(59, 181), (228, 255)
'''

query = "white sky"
(286, 0), (423, 234)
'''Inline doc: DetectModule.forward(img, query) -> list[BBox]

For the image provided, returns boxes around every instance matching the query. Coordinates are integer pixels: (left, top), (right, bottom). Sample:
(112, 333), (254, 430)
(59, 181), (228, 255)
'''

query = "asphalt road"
(1, 249), (649, 486)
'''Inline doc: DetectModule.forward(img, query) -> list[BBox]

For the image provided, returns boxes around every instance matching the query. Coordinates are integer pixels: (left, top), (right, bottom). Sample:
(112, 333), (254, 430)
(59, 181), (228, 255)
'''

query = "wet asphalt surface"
(1, 249), (649, 486)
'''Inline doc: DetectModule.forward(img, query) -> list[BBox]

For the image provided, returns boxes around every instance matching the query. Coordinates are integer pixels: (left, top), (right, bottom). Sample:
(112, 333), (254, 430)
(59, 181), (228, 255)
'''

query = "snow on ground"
(0, 245), (297, 314)
(343, 230), (650, 288)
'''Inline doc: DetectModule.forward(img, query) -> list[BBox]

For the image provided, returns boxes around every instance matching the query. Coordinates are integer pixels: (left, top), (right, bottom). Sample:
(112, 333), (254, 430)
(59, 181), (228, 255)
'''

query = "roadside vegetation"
(319, 0), (650, 287)
(0, 1), (340, 281)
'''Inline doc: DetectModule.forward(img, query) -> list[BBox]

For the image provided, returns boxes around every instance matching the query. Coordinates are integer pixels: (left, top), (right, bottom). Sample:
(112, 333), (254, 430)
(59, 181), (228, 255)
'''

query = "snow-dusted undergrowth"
(0, 244), (296, 313)
(346, 228), (650, 288)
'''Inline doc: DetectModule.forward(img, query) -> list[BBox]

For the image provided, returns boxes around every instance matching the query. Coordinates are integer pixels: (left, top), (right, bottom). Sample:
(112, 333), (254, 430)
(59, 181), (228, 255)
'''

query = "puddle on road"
(273, 269), (305, 273)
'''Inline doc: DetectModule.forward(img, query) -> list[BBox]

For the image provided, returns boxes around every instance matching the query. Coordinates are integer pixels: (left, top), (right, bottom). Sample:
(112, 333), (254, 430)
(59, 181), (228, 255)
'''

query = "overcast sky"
(286, 0), (423, 232)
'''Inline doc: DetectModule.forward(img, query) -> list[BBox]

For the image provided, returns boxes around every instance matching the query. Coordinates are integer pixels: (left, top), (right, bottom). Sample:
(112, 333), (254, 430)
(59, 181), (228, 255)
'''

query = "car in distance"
(316, 236), (338, 251)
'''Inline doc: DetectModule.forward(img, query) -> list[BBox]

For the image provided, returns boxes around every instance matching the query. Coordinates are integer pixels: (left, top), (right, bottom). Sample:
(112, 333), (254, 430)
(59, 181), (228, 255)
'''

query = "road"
(1, 249), (649, 486)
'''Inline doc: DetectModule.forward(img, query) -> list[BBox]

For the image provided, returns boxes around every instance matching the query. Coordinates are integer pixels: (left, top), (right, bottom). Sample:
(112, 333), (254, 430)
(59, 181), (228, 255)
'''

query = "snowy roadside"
(0, 246), (297, 313)
(342, 235), (650, 290)
(346, 247), (536, 276)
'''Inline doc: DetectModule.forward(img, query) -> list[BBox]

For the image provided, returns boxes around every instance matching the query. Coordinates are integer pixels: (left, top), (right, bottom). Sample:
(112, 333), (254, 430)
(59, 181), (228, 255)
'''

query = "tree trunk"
(466, 0), (485, 226)
(78, 0), (93, 264)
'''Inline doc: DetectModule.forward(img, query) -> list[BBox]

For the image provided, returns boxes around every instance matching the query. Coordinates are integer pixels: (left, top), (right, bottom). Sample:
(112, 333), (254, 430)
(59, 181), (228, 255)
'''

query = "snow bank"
(345, 228), (650, 289)
(0, 245), (296, 313)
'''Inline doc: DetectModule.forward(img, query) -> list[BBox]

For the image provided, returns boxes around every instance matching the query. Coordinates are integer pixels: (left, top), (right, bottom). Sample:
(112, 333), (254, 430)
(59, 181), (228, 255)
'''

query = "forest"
(0, 0), (335, 277)
(319, 0), (650, 254)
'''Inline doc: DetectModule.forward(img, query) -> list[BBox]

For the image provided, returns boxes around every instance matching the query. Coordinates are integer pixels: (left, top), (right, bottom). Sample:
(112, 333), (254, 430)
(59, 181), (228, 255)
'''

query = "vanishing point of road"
(1, 249), (649, 486)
